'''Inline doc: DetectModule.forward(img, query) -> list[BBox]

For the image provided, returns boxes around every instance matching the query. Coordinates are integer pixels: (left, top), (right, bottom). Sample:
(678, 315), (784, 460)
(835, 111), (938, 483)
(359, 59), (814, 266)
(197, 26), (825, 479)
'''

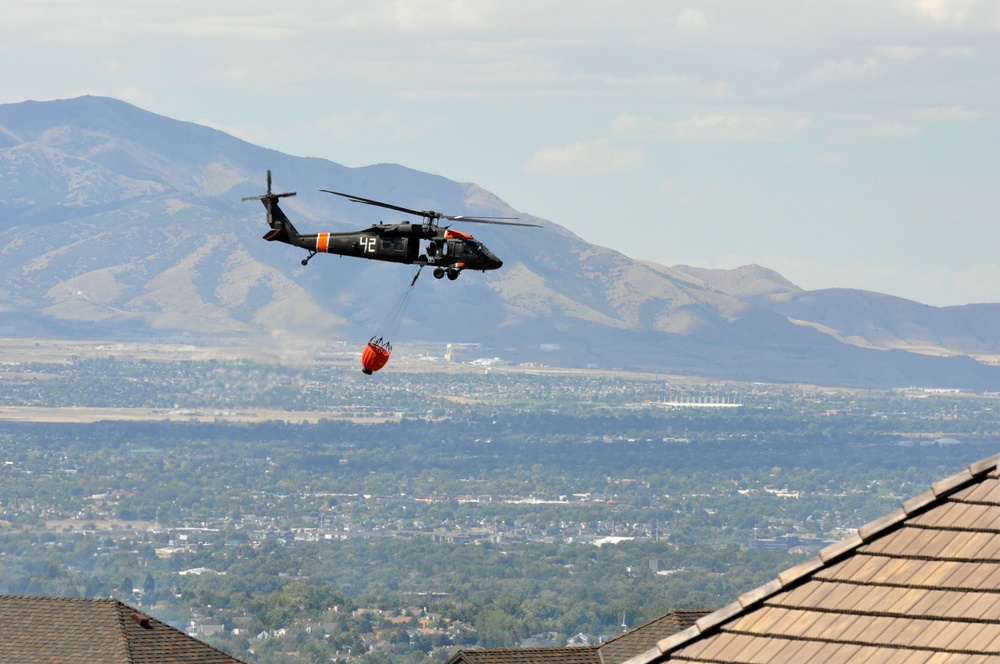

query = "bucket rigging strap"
(371, 266), (423, 344)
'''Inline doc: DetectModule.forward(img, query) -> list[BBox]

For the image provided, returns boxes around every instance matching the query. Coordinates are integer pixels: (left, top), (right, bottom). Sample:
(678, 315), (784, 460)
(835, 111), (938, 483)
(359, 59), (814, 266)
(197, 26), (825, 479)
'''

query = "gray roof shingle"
(0, 595), (246, 663)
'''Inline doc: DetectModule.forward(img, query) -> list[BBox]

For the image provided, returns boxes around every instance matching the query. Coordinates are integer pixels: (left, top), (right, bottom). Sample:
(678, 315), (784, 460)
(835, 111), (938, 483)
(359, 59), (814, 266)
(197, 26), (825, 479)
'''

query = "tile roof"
(623, 452), (1000, 664)
(0, 595), (246, 663)
(446, 611), (708, 664)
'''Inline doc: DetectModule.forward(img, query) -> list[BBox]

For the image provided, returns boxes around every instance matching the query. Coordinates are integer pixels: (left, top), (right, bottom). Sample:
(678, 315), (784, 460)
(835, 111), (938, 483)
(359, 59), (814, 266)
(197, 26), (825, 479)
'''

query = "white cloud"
(524, 139), (644, 176)
(675, 8), (709, 32)
(613, 112), (810, 142)
(911, 0), (999, 26)
(878, 44), (974, 59)
(612, 114), (674, 141)
(4, 1), (997, 115)
(3, 0), (999, 310)
(877, 45), (928, 60)
(674, 114), (778, 141)
(830, 118), (923, 140)
(808, 57), (882, 84)
(912, 105), (987, 121)
(868, 122), (923, 138)
(392, 0), (497, 32)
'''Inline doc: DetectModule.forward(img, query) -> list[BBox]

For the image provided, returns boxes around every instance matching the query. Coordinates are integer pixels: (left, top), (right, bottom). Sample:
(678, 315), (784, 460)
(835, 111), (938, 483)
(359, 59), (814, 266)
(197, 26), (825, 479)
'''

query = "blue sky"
(3, 0), (999, 305)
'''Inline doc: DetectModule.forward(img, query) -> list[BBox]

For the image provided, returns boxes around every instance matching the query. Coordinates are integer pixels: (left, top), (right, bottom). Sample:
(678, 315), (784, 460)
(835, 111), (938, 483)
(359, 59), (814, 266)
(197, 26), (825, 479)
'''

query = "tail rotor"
(242, 170), (297, 229)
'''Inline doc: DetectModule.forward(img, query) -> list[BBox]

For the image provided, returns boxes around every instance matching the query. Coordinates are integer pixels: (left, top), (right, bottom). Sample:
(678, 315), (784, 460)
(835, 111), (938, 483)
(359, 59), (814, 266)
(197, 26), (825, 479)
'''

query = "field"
(0, 337), (705, 424)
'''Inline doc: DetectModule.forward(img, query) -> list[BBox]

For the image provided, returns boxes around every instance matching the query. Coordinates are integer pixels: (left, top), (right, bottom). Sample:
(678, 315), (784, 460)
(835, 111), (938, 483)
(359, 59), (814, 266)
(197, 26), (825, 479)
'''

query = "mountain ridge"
(2, 96), (999, 389)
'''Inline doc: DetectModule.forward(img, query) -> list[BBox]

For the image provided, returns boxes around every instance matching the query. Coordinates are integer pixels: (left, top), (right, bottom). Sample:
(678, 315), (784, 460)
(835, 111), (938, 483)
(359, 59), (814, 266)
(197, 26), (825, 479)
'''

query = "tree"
(474, 608), (520, 647)
(143, 573), (156, 604)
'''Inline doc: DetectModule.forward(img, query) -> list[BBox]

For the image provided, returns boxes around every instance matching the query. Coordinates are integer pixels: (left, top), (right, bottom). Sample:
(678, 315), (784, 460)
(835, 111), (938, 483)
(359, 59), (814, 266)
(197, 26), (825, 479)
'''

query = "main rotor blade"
(321, 189), (540, 227)
(321, 190), (439, 220)
(445, 216), (541, 227)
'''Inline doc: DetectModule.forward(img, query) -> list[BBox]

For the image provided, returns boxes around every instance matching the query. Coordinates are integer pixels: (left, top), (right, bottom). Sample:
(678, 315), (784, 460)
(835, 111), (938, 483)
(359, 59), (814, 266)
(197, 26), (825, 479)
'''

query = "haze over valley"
(3, 97), (1000, 389)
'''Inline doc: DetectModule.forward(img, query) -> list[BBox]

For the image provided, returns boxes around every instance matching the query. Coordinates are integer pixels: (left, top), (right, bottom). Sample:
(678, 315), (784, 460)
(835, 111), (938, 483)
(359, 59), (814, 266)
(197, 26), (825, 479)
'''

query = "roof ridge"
(621, 452), (1000, 664)
(119, 599), (248, 663)
(0, 594), (121, 603)
(597, 609), (709, 649)
(462, 647), (601, 653)
(113, 600), (137, 664)
(0, 594), (248, 663)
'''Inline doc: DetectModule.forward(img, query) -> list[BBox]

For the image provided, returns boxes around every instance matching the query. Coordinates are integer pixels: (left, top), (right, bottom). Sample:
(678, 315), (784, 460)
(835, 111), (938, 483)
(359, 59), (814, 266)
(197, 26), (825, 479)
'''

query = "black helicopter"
(243, 171), (540, 280)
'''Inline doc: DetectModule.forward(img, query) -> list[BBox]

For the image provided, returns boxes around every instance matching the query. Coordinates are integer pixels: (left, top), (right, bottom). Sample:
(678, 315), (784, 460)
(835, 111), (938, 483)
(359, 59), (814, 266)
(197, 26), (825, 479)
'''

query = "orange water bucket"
(361, 341), (391, 375)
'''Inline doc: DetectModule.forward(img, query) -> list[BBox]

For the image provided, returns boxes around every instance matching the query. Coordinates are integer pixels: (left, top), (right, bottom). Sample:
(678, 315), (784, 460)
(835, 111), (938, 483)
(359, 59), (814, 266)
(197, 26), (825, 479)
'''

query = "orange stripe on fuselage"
(317, 233), (329, 253)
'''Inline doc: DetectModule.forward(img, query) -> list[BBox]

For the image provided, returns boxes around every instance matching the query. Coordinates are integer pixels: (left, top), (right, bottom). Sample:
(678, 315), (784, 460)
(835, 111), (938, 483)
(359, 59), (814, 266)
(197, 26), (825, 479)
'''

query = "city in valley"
(0, 339), (994, 663)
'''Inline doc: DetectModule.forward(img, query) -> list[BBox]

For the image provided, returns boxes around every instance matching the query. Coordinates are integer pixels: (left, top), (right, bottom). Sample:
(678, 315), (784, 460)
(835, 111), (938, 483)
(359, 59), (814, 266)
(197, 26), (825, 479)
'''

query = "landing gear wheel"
(447, 269), (460, 281)
(433, 267), (445, 279)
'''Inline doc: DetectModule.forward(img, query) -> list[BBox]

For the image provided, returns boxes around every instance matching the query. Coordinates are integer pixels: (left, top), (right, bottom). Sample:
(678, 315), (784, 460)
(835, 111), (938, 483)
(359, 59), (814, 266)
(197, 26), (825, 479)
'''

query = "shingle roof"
(449, 646), (602, 664)
(446, 611), (709, 664)
(0, 595), (246, 663)
(598, 610), (709, 664)
(624, 452), (1000, 664)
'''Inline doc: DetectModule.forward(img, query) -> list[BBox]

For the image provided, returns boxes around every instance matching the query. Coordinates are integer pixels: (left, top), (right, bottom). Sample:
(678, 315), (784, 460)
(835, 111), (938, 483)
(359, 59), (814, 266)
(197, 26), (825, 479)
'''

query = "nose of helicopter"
(476, 243), (502, 270)
(480, 251), (502, 270)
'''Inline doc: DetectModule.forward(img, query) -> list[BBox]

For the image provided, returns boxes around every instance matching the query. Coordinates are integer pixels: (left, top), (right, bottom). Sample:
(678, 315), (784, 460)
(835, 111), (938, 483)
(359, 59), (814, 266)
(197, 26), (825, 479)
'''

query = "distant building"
(0, 595), (246, 662)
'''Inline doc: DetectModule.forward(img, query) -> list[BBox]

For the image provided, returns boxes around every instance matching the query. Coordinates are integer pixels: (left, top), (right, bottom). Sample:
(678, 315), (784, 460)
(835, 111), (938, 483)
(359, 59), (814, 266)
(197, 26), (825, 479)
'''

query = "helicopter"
(243, 171), (540, 280)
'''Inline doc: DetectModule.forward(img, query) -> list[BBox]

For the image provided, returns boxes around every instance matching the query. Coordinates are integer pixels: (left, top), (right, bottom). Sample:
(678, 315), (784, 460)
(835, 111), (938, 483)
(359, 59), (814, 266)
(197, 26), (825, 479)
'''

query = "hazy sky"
(3, 1), (999, 305)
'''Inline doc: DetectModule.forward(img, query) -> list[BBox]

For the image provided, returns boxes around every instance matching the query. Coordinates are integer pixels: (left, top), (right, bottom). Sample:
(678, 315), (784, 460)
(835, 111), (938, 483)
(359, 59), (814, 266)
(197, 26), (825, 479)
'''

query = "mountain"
(2, 95), (999, 389)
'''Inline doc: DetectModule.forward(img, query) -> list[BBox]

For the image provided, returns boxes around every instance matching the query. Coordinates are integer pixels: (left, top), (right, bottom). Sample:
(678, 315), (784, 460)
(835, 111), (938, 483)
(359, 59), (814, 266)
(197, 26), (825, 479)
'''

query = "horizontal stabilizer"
(263, 228), (289, 242)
